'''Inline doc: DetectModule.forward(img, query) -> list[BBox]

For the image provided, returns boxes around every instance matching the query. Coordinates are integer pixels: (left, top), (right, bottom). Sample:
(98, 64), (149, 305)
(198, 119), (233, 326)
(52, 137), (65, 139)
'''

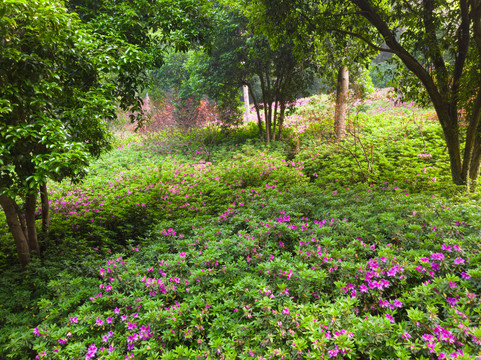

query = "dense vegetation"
(1, 91), (480, 359)
(2, 1), (481, 359)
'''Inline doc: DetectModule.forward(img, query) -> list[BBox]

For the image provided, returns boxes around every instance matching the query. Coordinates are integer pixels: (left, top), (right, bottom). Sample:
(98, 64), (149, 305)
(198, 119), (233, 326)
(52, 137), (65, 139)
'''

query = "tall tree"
(0, 0), (212, 268)
(256, 0), (481, 185)
(0, 0), (116, 268)
(198, 7), (315, 141)
(341, 0), (481, 186)
(245, 0), (376, 141)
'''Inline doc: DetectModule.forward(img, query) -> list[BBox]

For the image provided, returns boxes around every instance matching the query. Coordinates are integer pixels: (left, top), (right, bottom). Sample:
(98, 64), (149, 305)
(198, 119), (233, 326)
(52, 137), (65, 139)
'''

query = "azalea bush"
(2, 90), (481, 360)
(295, 103), (452, 193)
(9, 184), (481, 360)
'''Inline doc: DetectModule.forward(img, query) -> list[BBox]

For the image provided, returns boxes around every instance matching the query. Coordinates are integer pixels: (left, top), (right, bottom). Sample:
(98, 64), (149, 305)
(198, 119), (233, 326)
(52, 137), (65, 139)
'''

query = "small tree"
(0, 0), (119, 268)
(199, 8), (315, 141)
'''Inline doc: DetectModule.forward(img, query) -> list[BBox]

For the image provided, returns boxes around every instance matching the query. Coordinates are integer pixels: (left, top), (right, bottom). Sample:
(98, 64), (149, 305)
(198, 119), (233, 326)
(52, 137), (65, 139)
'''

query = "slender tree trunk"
(259, 73), (271, 143)
(243, 85), (250, 123)
(25, 192), (40, 257)
(40, 182), (49, 238)
(272, 98), (278, 141)
(469, 136), (481, 182)
(0, 195), (31, 269)
(334, 66), (349, 141)
(278, 104), (286, 140)
(13, 201), (27, 237)
(248, 85), (264, 140)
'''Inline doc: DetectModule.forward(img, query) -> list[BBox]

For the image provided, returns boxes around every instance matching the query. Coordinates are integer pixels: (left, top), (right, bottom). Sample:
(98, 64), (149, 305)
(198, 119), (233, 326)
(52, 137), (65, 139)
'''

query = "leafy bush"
(2, 89), (481, 360)
(7, 183), (480, 360)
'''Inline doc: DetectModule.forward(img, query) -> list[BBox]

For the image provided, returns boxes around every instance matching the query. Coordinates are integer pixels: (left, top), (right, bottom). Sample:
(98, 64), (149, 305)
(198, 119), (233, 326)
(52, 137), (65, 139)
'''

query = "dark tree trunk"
(40, 182), (49, 238)
(469, 136), (481, 182)
(334, 66), (349, 141)
(25, 192), (40, 257)
(278, 104), (286, 140)
(437, 109), (464, 185)
(0, 195), (31, 269)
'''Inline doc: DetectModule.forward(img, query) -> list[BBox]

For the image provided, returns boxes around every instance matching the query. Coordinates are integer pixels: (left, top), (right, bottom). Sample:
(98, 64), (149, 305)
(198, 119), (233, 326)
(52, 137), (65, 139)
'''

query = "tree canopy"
(253, 0), (481, 185)
(0, 0), (213, 268)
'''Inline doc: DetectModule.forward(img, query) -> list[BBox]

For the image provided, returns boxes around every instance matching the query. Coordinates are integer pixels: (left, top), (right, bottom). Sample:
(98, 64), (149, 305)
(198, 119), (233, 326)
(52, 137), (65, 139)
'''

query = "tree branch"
(350, 0), (443, 111)
(327, 28), (395, 53)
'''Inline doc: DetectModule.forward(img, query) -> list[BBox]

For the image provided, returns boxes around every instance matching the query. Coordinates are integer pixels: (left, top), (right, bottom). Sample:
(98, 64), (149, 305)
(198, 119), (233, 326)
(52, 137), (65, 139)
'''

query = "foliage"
(4, 179), (481, 359)
(0, 0), (115, 197)
(2, 88), (481, 359)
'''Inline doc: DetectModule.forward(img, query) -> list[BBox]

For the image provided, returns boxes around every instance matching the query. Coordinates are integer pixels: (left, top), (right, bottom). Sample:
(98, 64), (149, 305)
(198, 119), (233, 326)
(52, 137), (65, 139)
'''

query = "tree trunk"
(243, 85), (250, 123)
(469, 136), (481, 182)
(0, 195), (31, 269)
(278, 104), (286, 140)
(334, 65), (349, 141)
(25, 192), (40, 257)
(40, 182), (49, 238)
(248, 85), (264, 140)
(437, 110), (464, 184)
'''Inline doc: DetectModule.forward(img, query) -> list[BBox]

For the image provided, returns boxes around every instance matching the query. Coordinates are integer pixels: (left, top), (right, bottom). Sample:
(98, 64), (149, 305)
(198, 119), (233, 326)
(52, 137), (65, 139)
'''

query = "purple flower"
(422, 334), (435, 342)
(430, 253), (444, 261)
(461, 272), (471, 280)
(453, 257), (465, 265)
(85, 344), (97, 360)
(328, 347), (339, 357)
(282, 308), (289, 315)
(33, 327), (41, 336)
(446, 297), (458, 306)
(127, 321), (137, 330)
(96, 318), (103, 326)
(393, 299), (403, 308)
(385, 313), (395, 323)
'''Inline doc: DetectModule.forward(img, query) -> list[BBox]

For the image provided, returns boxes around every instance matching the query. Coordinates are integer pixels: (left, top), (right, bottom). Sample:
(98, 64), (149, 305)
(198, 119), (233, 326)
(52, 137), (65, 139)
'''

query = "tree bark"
(278, 104), (286, 140)
(40, 182), (50, 238)
(25, 192), (40, 257)
(334, 65), (349, 141)
(469, 136), (481, 181)
(0, 195), (31, 269)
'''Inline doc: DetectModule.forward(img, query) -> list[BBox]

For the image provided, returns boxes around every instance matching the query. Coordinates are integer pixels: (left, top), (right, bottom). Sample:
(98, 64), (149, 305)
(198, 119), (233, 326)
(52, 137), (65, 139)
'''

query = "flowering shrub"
(17, 183), (481, 360)
(2, 90), (481, 360)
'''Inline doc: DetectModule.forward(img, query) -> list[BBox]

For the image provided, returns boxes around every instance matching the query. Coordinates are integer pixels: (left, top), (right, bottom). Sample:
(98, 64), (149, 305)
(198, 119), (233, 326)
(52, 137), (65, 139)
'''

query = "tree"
(341, 0), (481, 186)
(199, 7), (315, 141)
(1, 0), (214, 269)
(258, 0), (481, 185)
(245, 0), (377, 142)
(0, 0), (117, 268)
(67, 0), (214, 119)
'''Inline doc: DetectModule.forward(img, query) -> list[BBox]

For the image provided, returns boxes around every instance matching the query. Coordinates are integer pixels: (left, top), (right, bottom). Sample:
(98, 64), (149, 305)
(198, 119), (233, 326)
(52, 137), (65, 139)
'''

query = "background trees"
(254, 0), (481, 185)
(341, 0), (481, 186)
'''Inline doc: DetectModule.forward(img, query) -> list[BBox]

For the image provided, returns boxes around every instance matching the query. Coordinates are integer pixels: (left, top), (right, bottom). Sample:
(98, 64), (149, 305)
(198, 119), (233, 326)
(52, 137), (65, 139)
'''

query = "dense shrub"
(2, 90), (481, 360)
